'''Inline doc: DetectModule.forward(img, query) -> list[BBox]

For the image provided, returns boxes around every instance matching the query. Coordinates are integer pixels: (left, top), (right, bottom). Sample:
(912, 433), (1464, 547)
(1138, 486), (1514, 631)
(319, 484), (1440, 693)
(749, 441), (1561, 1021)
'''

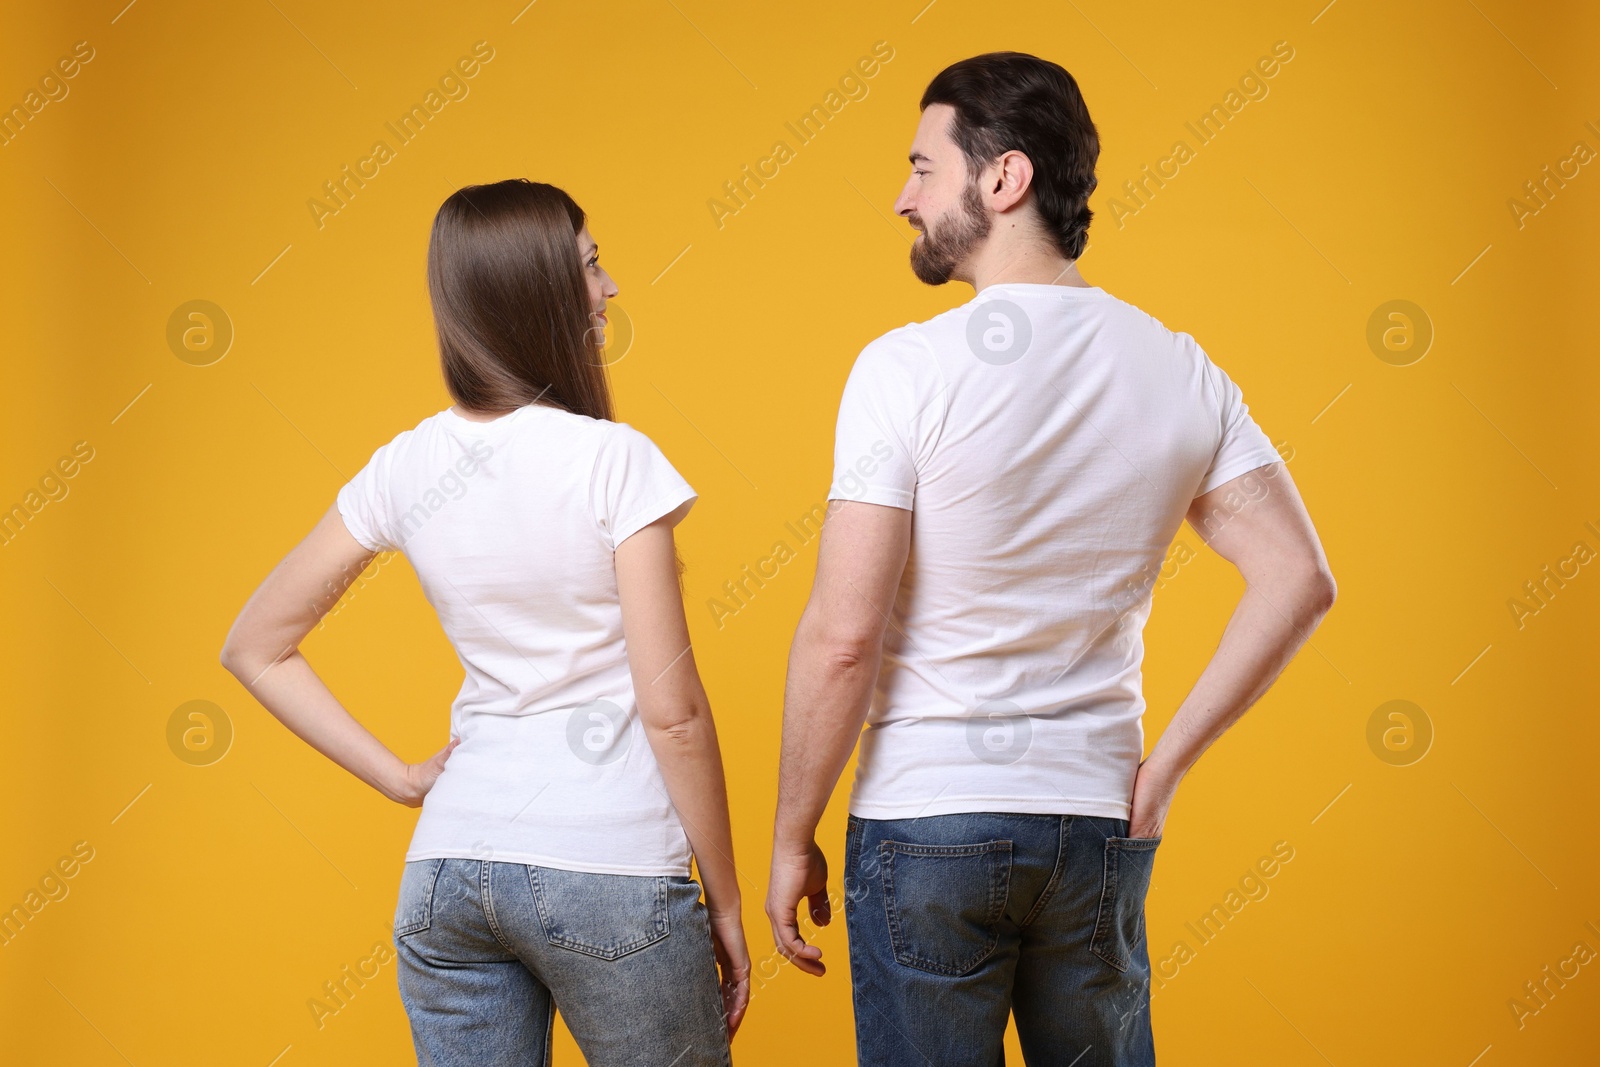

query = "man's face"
(894, 103), (991, 286)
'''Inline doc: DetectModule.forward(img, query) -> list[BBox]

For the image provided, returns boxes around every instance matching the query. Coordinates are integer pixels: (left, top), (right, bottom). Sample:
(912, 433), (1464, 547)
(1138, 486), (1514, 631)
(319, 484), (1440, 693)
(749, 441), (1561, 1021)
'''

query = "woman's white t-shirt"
(335, 402), (698, 875)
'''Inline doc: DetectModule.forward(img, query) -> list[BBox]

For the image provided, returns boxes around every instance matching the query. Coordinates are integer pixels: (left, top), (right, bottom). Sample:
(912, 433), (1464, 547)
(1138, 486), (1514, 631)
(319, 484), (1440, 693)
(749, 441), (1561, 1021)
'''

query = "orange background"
(3, 1), (1597, 1063)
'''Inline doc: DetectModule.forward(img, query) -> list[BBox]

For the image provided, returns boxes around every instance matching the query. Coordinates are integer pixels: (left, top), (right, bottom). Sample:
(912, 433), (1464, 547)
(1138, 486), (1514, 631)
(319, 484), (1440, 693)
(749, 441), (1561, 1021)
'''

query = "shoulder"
(589, 418), (683, 479)
(596, 417), (663, 455)
(849, 321), (940, 380)
(355, 411), (437, 467)
(1103, 291), (1203, 350)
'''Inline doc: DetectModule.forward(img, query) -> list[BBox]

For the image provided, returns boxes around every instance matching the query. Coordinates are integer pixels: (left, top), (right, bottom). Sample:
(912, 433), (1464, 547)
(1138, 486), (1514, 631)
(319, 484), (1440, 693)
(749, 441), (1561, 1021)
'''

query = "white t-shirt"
(828, 282), (1285, 821)
(336, 403), (698, 875)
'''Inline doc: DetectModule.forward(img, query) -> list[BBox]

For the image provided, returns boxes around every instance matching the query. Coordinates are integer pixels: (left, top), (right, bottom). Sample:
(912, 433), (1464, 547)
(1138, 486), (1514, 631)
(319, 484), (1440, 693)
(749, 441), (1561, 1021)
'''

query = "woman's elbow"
(219, 637), (288, 682)
(640, 701), (712, 747)
(219, 641), (246, 677)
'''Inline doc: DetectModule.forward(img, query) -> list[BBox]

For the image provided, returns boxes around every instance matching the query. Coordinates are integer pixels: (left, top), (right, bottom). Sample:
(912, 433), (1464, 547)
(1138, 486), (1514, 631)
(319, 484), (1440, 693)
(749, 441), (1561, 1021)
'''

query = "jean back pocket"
(528, 866), (670, 961)
(1089, 836), (1161, 971)
(879, 839), (1012, 977)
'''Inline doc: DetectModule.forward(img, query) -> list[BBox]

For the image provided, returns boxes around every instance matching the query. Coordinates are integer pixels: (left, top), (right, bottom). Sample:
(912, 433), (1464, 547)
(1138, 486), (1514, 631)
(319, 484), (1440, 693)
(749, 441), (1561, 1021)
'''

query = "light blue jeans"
(393, 858), (731, 1066)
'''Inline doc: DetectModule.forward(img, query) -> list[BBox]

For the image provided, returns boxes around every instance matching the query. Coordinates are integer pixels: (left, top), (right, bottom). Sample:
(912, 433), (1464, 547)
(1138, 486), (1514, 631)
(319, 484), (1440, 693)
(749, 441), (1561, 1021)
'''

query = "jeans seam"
(481, 860), (518, 953)
(1089, 842), (1129, 971)
(1019, 815), (1071, 929)
(395, 857), (445, 939)
(843, 821), (864, 911)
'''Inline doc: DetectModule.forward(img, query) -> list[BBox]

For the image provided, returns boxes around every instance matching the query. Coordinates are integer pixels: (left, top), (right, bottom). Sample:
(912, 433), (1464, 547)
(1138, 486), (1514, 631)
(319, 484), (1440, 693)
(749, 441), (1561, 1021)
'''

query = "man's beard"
(909, 179), (991, 285)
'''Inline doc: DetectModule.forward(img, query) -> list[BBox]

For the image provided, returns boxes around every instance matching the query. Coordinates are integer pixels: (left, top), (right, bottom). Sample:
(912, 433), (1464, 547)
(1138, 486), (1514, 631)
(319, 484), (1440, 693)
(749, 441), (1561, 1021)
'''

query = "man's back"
(770, 53), (1335, 1067)
(827, 281), (1285, 821)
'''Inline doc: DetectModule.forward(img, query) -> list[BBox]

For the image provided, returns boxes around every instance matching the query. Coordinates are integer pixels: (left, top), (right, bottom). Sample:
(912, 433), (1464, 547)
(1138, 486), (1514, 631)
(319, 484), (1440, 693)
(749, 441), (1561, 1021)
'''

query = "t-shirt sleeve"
(336, 444), (397, 553)
(827, 328), (947, 510)
(1195, 349), (1284, 498)
(590, 423), (698, 550)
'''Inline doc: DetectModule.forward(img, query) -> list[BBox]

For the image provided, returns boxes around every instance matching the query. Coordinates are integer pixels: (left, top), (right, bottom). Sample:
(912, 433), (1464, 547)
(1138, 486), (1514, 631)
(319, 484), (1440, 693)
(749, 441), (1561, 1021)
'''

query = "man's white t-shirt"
(828, 282), (1285, 822)
(336, 403), (698, 875)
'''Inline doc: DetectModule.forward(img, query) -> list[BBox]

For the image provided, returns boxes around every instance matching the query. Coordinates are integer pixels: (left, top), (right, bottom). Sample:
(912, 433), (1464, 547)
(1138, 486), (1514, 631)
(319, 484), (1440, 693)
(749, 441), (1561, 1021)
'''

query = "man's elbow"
(1244, 559), (1337, 619)
(1300, 564), (1338, 618)
(808, 630), (882, 676)
(794, 603), (887, 675)
(1318, 570), (1338, 611)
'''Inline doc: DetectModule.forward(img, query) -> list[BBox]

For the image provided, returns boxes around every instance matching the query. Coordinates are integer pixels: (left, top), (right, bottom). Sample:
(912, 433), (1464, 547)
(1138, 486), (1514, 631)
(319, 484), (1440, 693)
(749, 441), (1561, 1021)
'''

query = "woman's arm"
(614, 506), (744, 909)
(219, 503), (456, 805)
(614, 509), (750, 1035)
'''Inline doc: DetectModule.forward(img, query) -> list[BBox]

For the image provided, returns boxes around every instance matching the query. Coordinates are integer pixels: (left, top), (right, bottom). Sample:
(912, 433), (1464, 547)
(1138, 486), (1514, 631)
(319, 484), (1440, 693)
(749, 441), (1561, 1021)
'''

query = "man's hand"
(764, 839), (831, 976)
(1127, 754), (1183, 839)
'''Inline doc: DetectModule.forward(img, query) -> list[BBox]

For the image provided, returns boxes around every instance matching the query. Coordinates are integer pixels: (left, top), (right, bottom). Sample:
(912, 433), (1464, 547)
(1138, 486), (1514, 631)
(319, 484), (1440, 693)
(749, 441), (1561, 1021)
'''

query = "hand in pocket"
(1128, 754), (1182, 839)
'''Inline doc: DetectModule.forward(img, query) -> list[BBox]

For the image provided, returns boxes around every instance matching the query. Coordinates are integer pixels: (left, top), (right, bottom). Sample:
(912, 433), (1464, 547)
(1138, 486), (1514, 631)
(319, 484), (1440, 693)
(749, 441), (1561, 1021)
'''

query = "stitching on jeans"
(528, 868), (670, 959)
(880, 840), (1011, 857)
(880, 839), (1011, 977)
(1019, 816), (1072, 929)
(843, 821), (864, 914)
(481, 861), (518, 953)
(1089, 842), (1128, 971)
(395, 857), (445, 938)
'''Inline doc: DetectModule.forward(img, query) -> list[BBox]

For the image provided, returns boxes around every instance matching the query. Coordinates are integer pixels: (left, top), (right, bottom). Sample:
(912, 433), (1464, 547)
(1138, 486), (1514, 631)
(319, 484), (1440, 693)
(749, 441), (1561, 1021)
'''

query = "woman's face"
(576, 224), (618, 328)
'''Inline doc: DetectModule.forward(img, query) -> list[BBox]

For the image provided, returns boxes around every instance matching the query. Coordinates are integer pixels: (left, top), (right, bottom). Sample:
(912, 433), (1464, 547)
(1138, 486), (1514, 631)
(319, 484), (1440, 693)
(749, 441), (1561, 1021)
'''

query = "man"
(766, 52), (1336, 1066)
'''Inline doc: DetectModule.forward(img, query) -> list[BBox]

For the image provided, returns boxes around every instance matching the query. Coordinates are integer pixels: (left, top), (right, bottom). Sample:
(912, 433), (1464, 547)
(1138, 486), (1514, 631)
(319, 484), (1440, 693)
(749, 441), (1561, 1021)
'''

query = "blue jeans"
(844, 812), (1160, 1066)
(393, 858), (731, 1066)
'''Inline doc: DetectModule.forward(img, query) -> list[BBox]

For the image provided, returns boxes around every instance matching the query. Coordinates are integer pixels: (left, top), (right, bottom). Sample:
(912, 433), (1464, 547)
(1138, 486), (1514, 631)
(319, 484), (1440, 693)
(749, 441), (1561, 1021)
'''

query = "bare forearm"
(223, 648), (410, 801)
(773, 622), (879, 849)
(1148, 573), (1336, 776)
(644, 715), (743, 913)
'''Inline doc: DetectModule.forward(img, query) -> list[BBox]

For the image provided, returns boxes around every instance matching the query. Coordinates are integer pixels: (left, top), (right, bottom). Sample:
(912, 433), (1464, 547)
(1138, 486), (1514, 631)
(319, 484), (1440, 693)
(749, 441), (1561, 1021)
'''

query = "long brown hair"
(427, 179), (614, 422)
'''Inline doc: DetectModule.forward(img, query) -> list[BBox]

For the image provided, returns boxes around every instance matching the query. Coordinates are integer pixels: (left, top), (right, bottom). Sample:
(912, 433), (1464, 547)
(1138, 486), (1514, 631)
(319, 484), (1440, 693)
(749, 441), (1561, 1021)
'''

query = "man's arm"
(766, 499), (911, 976)
(1130, 462), (1338, 837)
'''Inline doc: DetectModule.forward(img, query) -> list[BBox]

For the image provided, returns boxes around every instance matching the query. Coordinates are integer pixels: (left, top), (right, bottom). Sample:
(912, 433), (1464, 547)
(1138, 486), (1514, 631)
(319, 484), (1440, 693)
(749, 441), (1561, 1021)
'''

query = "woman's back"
(337, 401), (699, 875)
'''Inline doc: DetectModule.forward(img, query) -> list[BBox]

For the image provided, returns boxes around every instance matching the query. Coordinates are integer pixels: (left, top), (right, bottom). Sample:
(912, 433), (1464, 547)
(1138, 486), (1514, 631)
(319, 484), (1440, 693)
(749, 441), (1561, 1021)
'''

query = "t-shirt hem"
(611, 487), (697, 548)
(1196, 452), (1282, 498)
(827, 486), (913, 510)
(848, 795), (1131, 821)
(404, 845), (693, 877)
(334, 489), (388, 553)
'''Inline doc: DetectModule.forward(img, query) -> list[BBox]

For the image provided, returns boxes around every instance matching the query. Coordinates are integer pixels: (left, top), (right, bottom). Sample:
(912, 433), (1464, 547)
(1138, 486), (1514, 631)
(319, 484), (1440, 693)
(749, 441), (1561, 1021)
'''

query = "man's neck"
(966, 239), (1091, 293)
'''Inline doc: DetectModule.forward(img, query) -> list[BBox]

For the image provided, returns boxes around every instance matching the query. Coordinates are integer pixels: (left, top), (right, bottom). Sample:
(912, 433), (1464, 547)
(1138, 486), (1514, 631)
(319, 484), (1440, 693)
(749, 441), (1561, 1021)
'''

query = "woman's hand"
(393, 738), (459, 807)
(708, 907), (752, 1040)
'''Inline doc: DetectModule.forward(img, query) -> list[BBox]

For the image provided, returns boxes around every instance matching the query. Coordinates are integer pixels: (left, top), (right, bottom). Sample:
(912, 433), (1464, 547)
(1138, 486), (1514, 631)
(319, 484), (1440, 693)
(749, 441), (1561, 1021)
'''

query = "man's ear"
(989, 150), (1035, 213)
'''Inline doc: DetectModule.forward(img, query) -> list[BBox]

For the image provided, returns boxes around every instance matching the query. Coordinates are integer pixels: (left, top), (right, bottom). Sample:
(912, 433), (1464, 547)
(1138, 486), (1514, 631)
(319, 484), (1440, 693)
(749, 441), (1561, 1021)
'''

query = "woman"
(220, 179), (750, 1065)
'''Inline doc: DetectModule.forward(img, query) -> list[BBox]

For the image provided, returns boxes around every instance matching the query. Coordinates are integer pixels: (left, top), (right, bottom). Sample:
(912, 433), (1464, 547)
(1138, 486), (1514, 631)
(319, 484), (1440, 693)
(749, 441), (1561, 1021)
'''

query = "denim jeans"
(393, 858), (731, 1066)
(844, 812), (1160, 1066)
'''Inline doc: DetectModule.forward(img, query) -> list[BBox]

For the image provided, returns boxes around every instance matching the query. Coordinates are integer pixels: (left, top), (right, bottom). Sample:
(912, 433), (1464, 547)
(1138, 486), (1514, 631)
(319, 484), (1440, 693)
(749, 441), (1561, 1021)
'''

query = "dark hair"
(920, 52), (1099, 260)
(427, 179), (613, 422)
